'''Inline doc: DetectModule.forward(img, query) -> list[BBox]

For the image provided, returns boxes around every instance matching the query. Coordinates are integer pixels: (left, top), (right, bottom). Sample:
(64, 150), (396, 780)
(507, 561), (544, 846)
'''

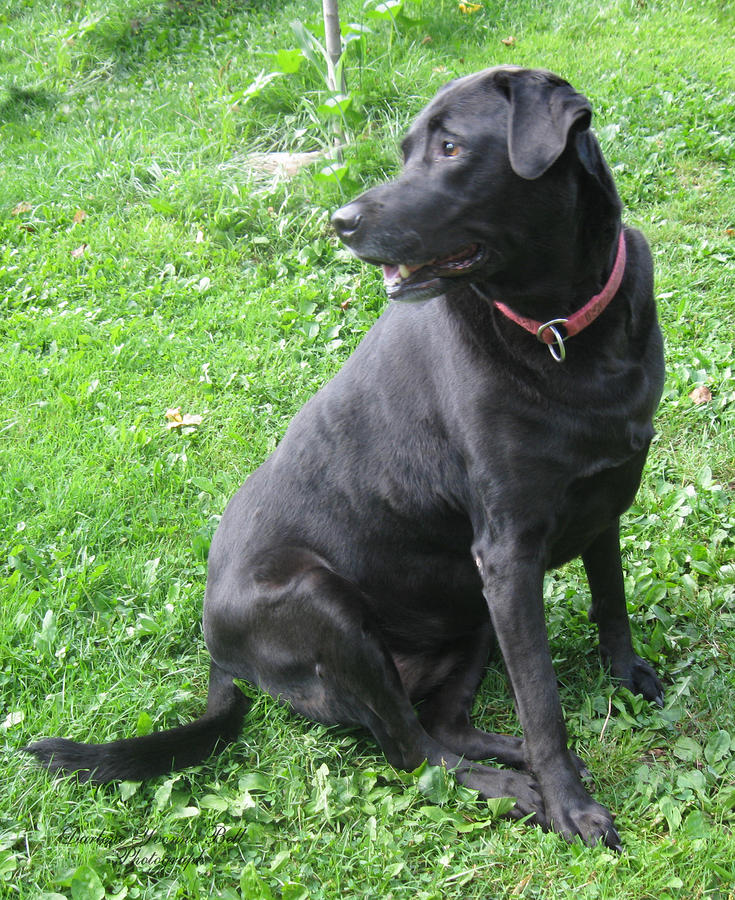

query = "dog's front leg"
(473, 538), (622, 849)
(583, 519), (664, 705)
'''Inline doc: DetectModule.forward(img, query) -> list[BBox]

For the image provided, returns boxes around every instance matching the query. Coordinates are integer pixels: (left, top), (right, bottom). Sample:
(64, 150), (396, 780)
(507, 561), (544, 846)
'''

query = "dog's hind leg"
(416, 622), (528, 768)
(583, 519), (664, 705)
(209, 551), (546, 822)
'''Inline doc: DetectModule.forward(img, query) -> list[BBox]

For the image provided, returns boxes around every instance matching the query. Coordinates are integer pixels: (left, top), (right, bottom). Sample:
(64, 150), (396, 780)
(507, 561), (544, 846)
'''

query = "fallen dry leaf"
(421, 35), (432, 45)
(244, 150), (325, 179)
(511, 874), (533, 896)
(12, 201), (32, 216)
(501, 35), (516, 46)
(165, 407), (204, 432)
(689, 385), (712, 405)
(71, 244), (88, 258)
(459, 2), (482, 14)
(72, 209), (88, 225)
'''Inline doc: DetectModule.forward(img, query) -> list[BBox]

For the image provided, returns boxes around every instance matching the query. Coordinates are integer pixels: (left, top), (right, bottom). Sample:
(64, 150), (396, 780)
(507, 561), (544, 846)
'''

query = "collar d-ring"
(487, 230), (628, 363)
(536, 319), (568, 362)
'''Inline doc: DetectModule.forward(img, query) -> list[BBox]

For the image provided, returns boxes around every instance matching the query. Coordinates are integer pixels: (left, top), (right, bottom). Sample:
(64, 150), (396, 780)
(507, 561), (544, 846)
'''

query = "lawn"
(1, 0), (734, 897)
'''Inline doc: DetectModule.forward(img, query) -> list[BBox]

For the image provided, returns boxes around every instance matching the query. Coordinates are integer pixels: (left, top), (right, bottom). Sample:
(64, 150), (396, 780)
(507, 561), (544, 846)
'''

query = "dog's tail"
(23, 663), (250, 784)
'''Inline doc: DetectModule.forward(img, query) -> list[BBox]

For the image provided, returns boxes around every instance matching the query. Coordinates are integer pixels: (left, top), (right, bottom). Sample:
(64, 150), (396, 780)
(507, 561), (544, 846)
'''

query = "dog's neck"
(470, 221), (625, 346)
(478, 192), (621, 306)
(479, 230), (626, 361)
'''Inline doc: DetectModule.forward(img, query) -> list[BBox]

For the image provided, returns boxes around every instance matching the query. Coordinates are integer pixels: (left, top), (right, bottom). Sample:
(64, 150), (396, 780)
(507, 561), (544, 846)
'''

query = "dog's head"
(332, 67), (621, 304)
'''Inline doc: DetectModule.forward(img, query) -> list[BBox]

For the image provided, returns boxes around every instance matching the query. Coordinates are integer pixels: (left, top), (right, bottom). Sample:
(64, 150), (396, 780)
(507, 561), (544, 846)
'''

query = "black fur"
(25, 662), (248, 782)
(26, 68), (664, 849)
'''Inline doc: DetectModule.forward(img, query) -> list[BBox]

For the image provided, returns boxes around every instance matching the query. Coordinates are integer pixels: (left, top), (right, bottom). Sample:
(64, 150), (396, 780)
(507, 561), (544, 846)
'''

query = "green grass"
(1, 0), (734, 897)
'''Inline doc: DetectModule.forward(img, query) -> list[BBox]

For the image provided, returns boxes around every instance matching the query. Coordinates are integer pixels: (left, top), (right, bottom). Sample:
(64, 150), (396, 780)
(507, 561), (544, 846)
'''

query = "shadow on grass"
(0, 0), (268, 128)
(85, 0), (272, 75)
(0, 84), (58, 125)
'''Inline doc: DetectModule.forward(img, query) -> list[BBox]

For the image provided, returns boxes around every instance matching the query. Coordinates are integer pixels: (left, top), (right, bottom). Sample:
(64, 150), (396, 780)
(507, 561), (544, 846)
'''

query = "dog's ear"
(500, 70), (592, 180)
(574, 128), (622, 212)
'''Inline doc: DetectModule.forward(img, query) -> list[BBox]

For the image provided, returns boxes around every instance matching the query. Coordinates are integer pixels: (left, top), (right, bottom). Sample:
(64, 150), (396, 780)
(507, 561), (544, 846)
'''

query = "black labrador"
(26, 66), (665, 849)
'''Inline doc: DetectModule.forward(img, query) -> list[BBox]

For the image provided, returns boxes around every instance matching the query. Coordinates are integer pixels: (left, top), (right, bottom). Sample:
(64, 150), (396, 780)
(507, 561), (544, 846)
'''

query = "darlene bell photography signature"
(59, 824), (246, 874)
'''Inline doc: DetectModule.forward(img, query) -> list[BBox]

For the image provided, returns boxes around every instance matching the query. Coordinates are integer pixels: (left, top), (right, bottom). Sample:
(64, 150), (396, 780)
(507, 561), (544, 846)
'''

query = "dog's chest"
(454, 380), (653, 568)
(546, 445), (649, 567)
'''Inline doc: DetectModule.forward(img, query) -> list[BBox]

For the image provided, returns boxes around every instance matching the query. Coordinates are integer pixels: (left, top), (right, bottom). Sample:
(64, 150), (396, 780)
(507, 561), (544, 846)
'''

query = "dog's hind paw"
(463, 767), (547, 827)
(570, 751), (594, 786)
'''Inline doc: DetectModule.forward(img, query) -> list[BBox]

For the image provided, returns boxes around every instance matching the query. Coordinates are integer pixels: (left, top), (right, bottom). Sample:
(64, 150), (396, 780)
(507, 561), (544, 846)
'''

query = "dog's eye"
(442, 141), (461, 157)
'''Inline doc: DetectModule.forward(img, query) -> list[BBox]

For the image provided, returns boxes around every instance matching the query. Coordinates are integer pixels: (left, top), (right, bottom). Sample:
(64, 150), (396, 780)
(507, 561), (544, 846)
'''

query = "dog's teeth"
(398, 264), (411, 279)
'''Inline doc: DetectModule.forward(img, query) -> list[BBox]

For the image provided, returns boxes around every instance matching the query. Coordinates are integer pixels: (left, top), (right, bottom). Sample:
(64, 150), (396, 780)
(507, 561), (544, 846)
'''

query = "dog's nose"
(331, 203), (363, 240)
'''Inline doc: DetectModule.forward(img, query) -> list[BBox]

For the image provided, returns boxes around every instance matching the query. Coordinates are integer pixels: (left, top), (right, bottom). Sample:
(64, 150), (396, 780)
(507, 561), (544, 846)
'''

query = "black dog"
(26, 66), (665, 849)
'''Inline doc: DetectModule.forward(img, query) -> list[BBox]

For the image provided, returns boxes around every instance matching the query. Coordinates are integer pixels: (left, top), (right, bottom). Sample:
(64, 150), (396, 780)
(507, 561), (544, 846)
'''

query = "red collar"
(492, 230), (627, 362)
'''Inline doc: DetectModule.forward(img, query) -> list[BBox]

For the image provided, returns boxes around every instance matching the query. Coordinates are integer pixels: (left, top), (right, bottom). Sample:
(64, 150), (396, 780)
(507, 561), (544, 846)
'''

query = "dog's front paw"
(609, 653), (664, 706)
(546, 796), (622, 851)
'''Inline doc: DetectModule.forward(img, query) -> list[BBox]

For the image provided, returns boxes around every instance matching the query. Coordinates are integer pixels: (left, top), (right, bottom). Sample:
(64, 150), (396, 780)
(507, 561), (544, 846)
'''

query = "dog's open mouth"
(382, 244), (485, 299)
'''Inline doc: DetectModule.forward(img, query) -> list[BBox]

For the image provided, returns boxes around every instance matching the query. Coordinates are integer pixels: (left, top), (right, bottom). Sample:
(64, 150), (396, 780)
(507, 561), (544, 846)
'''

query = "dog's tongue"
(383, 264), (400, 284)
